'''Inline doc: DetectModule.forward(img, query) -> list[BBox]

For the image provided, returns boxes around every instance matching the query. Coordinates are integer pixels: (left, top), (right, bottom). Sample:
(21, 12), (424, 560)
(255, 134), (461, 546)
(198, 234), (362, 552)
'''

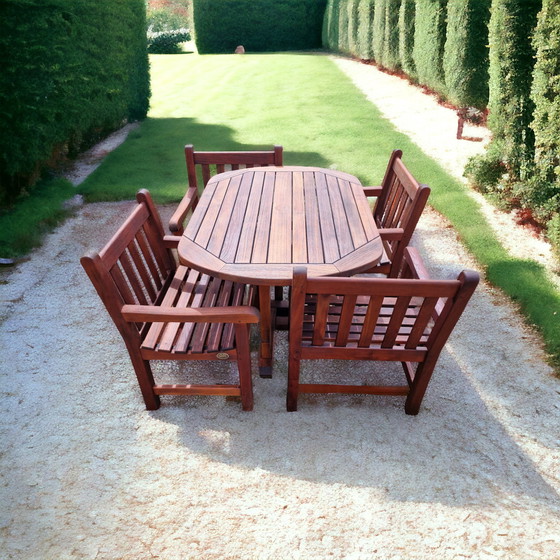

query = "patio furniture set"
(81, 145), (479, 415)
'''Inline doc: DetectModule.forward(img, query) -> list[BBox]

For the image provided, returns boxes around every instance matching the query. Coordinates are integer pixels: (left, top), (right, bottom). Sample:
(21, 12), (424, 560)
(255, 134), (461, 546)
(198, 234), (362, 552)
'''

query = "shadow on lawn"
(79, 117), (331, 204)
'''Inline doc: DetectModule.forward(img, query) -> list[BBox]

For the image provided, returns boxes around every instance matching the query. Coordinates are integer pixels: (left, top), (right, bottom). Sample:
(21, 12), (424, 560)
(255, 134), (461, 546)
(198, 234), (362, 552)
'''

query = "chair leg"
(235, 324), (254, 411)
(404, 359), (436, 415)
(129, 353), (160, 410)
(286, 358), (301, 412)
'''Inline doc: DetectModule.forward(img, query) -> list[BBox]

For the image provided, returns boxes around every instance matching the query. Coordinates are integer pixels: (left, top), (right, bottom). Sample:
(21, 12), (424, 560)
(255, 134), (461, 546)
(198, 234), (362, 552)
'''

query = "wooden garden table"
(177, 166), (383, 376)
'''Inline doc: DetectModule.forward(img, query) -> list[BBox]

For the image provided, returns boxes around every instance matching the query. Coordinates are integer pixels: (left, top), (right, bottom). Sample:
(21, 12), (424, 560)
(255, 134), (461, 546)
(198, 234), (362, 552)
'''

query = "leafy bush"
(193, 0), (327, 54)
(147, 28), (190, 53)
(413, 0), (448, 96)
(147, 7), (188, 32)
(0, 0), (150, 207)
(443, 0), (490, 109)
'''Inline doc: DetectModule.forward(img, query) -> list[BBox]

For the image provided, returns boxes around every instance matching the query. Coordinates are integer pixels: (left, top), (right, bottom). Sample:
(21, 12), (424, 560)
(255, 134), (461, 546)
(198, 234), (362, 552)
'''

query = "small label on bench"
(216, 352), (230, 360)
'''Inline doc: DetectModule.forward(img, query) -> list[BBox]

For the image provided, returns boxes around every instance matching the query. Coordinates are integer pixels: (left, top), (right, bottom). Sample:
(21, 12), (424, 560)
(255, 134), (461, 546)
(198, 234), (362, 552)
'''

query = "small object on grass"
(0, 258), (15, 266)
(234, 45), (245, 54)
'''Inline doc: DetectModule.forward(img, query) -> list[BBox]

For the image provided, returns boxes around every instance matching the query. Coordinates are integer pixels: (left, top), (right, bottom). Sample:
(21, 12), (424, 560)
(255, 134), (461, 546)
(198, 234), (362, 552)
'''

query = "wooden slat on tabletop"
(303, 171), (323, 264)
(206, 173), (242, 257)
(268, 171), (292, 263)
(349, 181), (378, 241)
(291, 171), (307, 263)
(236, 171), (265, 263)
(252, 171), (275, 262)
(220, 171), (254, 263)
(192, 176), (229, 247)
(185, 174), (218, 236)
(339, 179), (368, 248)
(315, 171), (340, 262)
(326, 174), (354, 255)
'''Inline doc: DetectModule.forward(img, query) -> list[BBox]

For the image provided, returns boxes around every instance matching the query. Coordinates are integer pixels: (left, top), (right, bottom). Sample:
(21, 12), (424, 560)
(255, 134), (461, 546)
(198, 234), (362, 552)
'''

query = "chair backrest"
(81, 190), (175, 338)
(374, 150), (430, 276)
(185, 144), (283, 191)
(288, 248), (479, 414)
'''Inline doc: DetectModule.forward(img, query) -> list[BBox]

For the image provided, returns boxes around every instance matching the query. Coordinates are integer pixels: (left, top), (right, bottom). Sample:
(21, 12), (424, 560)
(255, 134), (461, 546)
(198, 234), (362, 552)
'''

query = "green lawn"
(4, 52), (560, 368)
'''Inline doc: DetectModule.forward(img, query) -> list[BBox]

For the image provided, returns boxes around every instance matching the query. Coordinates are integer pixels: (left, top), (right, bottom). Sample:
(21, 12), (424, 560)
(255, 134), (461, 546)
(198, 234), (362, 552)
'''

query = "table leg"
(258, 285), (274, 378)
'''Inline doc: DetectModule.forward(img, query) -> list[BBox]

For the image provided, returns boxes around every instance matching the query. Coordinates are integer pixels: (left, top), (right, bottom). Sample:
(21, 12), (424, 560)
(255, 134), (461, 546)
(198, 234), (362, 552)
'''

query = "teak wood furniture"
(81, 190), (260, 411)
(287, 247), (479, 415)
(168, 145), (284, 235)
(362, 150), (430, 277)
(177, 166), (384, 376)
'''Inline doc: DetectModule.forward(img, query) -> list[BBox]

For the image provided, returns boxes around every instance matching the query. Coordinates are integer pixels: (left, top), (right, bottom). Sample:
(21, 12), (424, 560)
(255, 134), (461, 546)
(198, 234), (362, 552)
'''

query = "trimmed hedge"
(356, 0), (375, 60)
(486, 0), (541, 183)
(443, 0), (490, 109)
(398, 0), (416, 79)
(412, 0), (448, 96)
(530, 0), (560, 251)
(0, 0), (150, 207)
(193, 0), (328, 54)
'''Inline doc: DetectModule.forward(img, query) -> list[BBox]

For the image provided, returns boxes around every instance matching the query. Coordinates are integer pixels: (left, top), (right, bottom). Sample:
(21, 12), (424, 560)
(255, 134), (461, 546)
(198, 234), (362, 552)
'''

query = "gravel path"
(1, 57), (559, 560)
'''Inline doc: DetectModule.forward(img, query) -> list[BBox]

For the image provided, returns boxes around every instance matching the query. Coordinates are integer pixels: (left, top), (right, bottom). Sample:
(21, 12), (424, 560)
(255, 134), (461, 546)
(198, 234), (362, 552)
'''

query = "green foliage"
(487, 0), (541, 183)
(147, 7), (188, 32)
(147, 28), (190, 53)
(0, 0), (150, 207)
(0, 177), (76, 258)
(372, 0), (385, 63)
(412, 0), (448, 95)
(464, 141), (507, 193)
(356, 0), (375, 59)
(192, 0), (328, 54)
(398, 0), (416, 79)
(547, 213), (560, 259)
(531, 0), (560, 190)
(443, 0), (491, 109)
(381, 0), (401, 70)
(323, 0), (342, 50)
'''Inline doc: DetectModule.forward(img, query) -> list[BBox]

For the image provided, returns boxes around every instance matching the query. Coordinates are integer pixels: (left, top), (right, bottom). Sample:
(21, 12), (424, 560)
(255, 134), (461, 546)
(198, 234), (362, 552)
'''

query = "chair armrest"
(378, 227), (404, 240)
(163, 235), (181, 248)
(363, 186), (383, 197)
(403, 247), (431, 280)
(168, 187), (199, 234)
(122, 304), (261, 324)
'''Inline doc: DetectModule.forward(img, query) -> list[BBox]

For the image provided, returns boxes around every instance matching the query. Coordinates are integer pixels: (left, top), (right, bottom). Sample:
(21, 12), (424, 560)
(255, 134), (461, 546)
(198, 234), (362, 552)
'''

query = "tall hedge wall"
(412, 0), (448, 95)
(0, 0), (150, 206)
(443, 0), (490, 109)
(193, 0), (328, 54)
(487, 0), (541, 183)
(530, 0), (560, 244)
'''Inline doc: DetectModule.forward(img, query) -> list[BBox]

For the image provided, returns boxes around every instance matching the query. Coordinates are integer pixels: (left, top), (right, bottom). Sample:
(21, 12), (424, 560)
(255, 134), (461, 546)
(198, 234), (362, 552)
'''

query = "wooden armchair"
(81, 189), (260, 411)
(287, 247), (478, 415)
(168, 144), (284, 235)
(363, 150), (430, 277)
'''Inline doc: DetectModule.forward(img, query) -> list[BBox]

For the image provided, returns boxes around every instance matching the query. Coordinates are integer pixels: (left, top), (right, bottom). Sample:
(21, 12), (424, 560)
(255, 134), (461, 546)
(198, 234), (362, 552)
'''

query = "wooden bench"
(287, 247), (479, 415)
(81, 189), (260, 411)
(363, 150), (430, 277)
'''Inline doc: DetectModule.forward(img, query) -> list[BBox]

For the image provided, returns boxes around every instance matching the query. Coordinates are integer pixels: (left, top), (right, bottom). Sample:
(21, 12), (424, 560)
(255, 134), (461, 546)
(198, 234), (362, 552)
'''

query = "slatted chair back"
(169, 144), (283, 234)
(287, 248), (478, 415)
(364, 150), (430, 277)
(81, 189), (259, 411)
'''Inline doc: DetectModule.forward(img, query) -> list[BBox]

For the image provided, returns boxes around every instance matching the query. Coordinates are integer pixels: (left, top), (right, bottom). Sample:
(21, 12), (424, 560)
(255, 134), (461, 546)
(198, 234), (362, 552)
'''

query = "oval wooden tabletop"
(178, 166), (383, 285)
